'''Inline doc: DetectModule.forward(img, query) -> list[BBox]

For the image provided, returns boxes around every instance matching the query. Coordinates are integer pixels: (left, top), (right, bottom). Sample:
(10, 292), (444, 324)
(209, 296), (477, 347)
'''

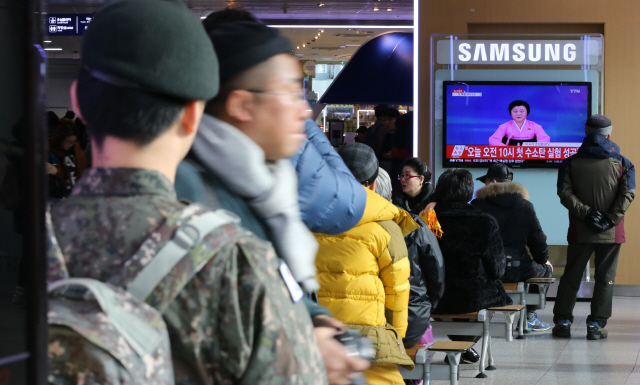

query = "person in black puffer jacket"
(431, 169), (511, 351)
(374, 167), (445, 348)
(393, 157), (434, 215)
(403, 216), (445, 347)
(471, 163), (553, 331)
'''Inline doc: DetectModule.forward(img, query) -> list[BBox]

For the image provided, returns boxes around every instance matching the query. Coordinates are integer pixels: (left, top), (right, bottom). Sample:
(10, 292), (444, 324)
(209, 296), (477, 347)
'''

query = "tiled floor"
(430, 297), (640, 384)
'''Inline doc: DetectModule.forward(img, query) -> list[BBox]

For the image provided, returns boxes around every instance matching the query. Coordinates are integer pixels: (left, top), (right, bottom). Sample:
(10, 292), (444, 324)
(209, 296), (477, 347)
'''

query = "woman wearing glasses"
(392, 157), (433, 215)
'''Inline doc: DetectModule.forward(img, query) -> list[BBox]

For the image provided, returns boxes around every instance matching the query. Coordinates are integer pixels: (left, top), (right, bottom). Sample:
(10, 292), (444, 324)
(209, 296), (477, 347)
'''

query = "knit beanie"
(585, 114), (613, 136)
(339, 143), (379, 186)
(205, 21), (293, 81)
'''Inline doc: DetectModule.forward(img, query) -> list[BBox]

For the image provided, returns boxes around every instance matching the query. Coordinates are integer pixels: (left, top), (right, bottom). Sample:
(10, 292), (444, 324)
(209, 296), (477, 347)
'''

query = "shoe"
(586, 321), (608, 340)
(552, 319), (571, 338)
(462, 348), (480, 363)
(444, 348), (479, 365)
(527, 313), (551, 332)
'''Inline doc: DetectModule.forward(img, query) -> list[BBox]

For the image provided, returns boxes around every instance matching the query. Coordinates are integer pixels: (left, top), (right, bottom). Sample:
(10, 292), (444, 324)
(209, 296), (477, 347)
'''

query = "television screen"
(443, 81), (592, 168)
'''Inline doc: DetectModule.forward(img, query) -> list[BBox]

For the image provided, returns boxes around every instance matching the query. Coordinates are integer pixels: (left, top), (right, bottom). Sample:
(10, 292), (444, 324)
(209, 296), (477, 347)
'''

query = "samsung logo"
(436, 39), (600, 66)
(458, 43), (576, 62)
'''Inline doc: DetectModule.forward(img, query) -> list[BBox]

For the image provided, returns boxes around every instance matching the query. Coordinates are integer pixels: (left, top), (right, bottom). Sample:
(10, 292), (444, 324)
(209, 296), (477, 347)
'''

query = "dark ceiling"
(46, 0), (413, 20)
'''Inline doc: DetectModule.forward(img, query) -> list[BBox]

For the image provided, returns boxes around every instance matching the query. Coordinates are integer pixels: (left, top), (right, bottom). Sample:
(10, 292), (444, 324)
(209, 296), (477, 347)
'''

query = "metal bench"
(430, 304), (525, 378)
(398, 341), (475, 385)
(504, 278), (556, 338)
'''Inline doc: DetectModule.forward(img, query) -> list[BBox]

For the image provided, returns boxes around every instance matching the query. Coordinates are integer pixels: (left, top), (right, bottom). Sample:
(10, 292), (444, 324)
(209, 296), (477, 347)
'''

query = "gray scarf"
(192, 114), (319, 292)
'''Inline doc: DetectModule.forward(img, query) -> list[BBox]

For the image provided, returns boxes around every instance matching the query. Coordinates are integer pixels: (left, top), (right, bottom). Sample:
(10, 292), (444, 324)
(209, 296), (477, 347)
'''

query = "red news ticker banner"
(446, 145), (578, 160)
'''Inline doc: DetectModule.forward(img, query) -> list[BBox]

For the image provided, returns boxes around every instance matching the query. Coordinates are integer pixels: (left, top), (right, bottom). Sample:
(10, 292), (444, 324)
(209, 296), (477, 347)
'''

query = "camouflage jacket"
(50, 168), (328, 385)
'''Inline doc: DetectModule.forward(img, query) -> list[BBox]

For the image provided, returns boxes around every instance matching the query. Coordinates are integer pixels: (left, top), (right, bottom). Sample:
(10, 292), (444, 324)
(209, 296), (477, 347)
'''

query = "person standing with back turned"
(553, 114), (635, 340)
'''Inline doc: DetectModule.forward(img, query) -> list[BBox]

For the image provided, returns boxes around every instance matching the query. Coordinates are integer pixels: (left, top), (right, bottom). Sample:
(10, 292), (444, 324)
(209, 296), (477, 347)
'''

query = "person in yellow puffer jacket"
(315, 143), (420, 385)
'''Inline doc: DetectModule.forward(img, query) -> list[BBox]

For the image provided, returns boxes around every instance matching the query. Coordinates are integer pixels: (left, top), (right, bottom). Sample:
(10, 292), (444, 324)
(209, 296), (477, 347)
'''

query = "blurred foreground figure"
(47, 1), (327, 383)
(175, 10), (369, 383)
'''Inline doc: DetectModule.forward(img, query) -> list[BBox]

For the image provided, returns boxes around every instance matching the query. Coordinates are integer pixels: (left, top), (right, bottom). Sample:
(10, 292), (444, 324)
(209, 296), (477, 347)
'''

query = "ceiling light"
(387, 8), (392, 11)
(200, 16), (206, 19)
(318, 2), (324, 6)
(297, 46), (300, 49)
(267, 25), (413, 29)
(373, 7), (379, 11)
(44, 48), (62, 51)
(44, 40), (52, 43)
(321, 30), (324, 32)
(303, 44), (306, 47)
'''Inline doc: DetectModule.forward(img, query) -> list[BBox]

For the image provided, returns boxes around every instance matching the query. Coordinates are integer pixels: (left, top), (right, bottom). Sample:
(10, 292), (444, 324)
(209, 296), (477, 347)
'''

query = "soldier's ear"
(180, 100), (205, 136)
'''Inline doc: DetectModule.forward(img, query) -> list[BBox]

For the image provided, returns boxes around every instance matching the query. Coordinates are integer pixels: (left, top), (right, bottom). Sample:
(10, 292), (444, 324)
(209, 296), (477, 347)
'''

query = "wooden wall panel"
(420, 0), (640, 285)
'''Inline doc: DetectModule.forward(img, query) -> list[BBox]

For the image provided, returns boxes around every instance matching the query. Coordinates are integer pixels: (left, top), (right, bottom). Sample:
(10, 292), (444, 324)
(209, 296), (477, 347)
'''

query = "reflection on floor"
(431, 297), (640, 385)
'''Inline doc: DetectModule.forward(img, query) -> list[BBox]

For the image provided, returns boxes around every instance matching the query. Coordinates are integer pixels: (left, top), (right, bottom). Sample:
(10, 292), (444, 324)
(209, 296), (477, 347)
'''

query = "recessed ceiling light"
(44, 40), (52, 43)
(387, 8), (392, 11)
(303, 44), (306, 47)
(44, 48), (62, 51)
(297, 46), (300, 49)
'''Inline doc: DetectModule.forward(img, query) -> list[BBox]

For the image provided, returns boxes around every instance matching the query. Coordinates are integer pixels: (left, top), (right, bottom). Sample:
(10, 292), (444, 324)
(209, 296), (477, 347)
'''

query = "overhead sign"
(47, 14), (93, 36)
(436, 39), (600, 65)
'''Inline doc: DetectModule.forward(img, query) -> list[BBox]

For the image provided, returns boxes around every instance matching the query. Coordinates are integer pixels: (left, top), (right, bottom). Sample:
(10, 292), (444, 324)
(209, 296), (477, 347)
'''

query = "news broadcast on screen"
(443, 81), (592, 168)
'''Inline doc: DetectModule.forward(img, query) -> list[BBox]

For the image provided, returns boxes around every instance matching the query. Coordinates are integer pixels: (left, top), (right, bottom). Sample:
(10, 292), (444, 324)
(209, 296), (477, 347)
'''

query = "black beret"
(205, 21), (293, 81)
(82, 0), (219, 101)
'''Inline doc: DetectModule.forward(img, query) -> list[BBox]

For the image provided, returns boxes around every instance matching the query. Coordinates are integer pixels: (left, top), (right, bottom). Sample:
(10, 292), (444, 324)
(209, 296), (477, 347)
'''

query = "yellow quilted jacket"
(315, 187), (419, 366)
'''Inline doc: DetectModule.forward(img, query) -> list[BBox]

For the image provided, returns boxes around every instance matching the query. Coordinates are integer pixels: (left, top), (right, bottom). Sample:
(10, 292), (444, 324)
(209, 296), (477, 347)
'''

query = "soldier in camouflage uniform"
(47, 0), (328, 384)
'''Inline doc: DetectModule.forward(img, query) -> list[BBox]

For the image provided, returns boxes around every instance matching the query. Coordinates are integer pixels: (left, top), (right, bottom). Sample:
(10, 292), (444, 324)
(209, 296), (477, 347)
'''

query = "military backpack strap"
(46, 205), (70, 282)
(127, 208), (240, 302)
(110, 203), (242, 312)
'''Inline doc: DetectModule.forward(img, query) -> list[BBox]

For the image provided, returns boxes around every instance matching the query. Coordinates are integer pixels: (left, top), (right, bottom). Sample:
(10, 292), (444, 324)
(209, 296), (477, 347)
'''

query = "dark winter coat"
(557, 134), (636, 244)
(403, 216), (445, 348)
(432, 202), (511, 315)
(471, 182), (549, 282)
(393, 182), (434, 216)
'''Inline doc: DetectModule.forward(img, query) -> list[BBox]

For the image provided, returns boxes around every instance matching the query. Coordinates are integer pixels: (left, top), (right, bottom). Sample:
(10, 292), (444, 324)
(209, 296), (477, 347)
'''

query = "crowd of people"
(42, 1), (635, 384)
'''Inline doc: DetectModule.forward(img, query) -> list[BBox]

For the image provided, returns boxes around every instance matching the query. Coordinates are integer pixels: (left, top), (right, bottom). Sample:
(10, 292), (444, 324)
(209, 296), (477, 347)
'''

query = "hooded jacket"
(557, 134), (636, 243)
(290, 119), (366, 234)
(403, 216), (445, 348)
(433, 202), (511, 315)
(471, 182), (549, 282)
(314, 188), (419, 366)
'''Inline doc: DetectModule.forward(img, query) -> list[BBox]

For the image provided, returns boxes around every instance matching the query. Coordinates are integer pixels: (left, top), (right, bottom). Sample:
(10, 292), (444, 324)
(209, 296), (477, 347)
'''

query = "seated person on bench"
(430, 169), (512, 362)
(374, 168), (445, 349)
(471, 163), (554, 331)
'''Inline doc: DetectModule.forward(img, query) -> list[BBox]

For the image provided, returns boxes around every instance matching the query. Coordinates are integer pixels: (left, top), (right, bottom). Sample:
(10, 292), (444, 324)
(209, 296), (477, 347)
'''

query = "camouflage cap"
(81, 0), (219, 101)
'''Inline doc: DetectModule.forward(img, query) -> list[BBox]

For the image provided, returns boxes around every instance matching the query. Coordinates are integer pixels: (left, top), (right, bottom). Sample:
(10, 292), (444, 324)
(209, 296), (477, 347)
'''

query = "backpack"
(46, 204), (241, 385)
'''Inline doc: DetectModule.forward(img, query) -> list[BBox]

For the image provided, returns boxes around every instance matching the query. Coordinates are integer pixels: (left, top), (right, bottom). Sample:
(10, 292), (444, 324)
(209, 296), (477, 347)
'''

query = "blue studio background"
(444, 83), (590, 145)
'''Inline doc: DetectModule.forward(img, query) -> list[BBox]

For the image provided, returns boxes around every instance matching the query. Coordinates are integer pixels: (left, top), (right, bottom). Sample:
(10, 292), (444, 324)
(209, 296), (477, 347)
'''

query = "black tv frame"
(442, 80), (593, 168)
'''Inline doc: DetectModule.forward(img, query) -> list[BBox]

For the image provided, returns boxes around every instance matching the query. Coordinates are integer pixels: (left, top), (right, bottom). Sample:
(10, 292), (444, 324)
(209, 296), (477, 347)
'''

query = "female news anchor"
(488, 100), (550, 146)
